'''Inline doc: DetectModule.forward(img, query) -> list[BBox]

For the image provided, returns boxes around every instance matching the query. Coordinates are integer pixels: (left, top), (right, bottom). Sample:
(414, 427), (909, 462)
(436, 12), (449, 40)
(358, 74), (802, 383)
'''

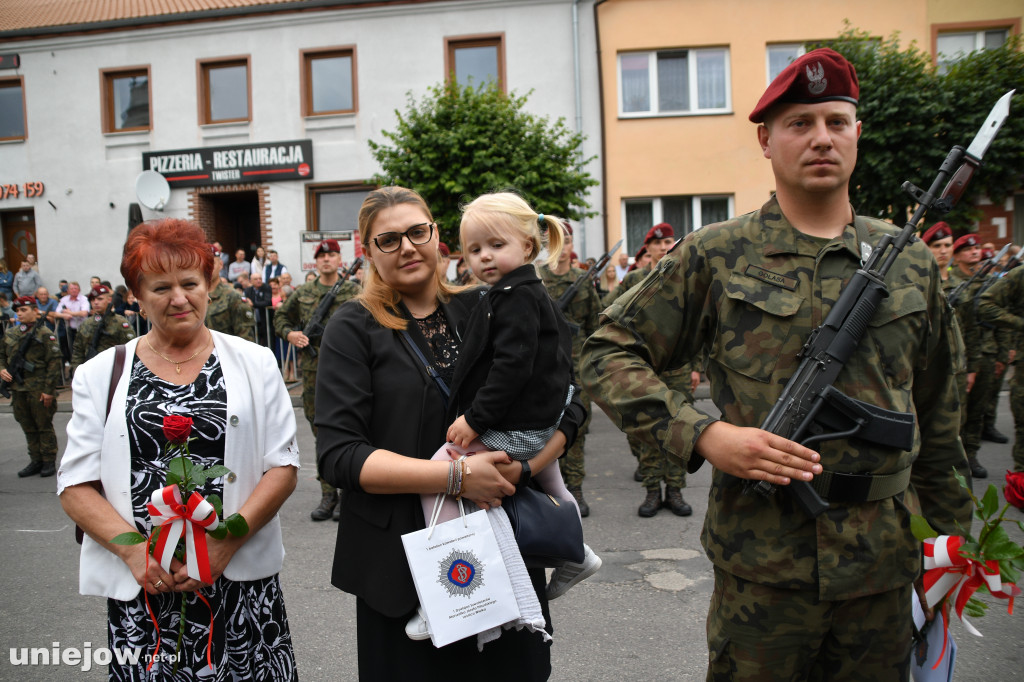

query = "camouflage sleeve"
(955, 300), (982, 373)
(994, 322), (1013, 365)
(582, 236), (717, 467)
(600, 278), (630, 308)
(909, 259), (973, 535)
(583, 281), (601, 338)
(231, 295), (255, 342)
(977, 269), (1024, 334)
(44, 330), (61, 395)
(0, 330), (8, 373)
(70, 323), (88, 376)
(273, 293), (299, 340)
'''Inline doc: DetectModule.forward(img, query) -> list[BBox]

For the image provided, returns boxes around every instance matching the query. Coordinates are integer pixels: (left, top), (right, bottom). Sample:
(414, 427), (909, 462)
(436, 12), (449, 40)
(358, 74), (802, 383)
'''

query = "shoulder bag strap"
(399, 329), (450, 411)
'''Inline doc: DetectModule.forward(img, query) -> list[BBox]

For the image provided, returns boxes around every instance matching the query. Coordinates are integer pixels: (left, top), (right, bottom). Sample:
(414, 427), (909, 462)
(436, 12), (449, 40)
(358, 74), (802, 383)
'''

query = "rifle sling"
(810, 466), (911, 503)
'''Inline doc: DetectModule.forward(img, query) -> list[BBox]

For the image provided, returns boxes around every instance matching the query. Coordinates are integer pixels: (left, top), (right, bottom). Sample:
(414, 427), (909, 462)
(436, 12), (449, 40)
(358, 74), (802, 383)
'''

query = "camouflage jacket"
(70, 312), (135, 375)
(273, 278), (360, 373)
(601, 265), (650, 308)
(538, 264), (601, 361)
(582, 197), (971, 600)
(205, 282), (254, 342)
(977, 266), (1024, 361)
(971, 273), (1014, 363)
(0, 321), (62, 394)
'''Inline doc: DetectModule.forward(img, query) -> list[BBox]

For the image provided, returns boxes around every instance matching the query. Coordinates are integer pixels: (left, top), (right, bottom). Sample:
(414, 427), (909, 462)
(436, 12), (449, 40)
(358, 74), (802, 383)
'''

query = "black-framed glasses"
(372, 222), (435, 253)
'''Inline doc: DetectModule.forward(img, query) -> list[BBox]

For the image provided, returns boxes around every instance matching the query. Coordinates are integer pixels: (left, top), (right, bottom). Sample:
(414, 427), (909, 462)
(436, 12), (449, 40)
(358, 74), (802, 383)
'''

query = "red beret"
(749, 48), (859, 123)
(314, 239), (341, 257)
(981, 248), (995, 260)
(953, 234), (981, 253)
(627, 245), (648, 272)
(12, 295), (37, 308)
(561, 220), (574, 236)
(88, 285), (112, 301)
(645, 223), (674, 243)
(921, 222), (953, 245)
(438, 242), (450, 257)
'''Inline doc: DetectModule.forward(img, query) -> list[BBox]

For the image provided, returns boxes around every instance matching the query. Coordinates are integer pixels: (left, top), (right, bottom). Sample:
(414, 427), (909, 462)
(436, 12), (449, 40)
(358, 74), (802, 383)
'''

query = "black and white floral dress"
(107, 352), (297, 681)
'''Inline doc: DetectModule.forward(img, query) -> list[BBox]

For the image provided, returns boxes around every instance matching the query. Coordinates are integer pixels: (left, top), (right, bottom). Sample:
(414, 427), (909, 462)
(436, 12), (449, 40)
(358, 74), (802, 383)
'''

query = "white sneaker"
(546, 544), (602, 600)
(404, 607), (431, 641)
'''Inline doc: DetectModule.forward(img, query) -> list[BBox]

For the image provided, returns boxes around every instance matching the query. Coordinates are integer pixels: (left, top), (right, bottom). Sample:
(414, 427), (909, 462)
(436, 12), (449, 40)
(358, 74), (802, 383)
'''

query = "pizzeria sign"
(142, 139), (314, 187)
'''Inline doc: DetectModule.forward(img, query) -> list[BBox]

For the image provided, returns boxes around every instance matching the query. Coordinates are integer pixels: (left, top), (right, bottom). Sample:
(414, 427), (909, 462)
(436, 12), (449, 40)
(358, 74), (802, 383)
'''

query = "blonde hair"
(460, 193), (564, 271)
(356, 186), (465, 331)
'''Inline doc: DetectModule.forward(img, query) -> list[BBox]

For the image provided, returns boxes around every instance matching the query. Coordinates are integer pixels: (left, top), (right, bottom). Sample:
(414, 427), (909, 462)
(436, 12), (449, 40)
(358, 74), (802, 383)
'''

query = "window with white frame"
(936, 28), (1009, 74)
(618, 48), (730, 117)
(766, 44), (805, 84)
(623, 195), (732, 251)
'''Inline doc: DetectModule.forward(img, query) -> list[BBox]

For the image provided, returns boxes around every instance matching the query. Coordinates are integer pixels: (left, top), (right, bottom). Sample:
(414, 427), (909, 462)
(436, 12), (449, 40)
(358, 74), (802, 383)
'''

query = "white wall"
(0, 0), (603, 287)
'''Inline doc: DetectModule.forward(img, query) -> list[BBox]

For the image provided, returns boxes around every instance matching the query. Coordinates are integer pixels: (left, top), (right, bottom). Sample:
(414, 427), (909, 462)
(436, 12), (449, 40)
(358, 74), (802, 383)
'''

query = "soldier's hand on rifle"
(287, 331), (310, 348)
(966, 372), (977, 394)
(0, 369), (12, 382)
(40, 392), (54, 407)
(694, 421), (821, 485)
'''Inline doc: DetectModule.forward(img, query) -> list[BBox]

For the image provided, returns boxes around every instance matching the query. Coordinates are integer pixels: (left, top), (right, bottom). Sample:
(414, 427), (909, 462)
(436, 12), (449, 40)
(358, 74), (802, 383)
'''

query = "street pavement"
(1, 388), (1022, 680)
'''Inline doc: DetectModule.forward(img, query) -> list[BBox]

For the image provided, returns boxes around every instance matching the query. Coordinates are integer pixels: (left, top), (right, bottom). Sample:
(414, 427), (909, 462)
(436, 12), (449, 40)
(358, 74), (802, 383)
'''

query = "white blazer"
(57, 331), (300, 601)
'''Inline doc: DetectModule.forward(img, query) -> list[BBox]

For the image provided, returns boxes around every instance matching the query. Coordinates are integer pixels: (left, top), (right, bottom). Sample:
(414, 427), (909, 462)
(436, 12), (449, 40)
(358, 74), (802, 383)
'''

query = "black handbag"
(503, 483), (585, 568)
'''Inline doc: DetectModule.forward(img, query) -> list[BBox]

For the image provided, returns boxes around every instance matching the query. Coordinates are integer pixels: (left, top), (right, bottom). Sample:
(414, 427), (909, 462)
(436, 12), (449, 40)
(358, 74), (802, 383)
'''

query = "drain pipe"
(571, 0), (588, 257)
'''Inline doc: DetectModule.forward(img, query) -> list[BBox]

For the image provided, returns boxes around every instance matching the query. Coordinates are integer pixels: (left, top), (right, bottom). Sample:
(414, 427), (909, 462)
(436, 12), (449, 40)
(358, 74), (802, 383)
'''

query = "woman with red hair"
(58, 218), (300, 680)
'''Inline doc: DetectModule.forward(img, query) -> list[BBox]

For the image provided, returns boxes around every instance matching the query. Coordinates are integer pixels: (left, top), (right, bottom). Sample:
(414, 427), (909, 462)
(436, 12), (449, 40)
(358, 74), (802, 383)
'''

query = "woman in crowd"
(58, 218), (300, 681)
(315, 186), (585, 680)
(250, 246), (268, 278)
(0, 258), (14, 302)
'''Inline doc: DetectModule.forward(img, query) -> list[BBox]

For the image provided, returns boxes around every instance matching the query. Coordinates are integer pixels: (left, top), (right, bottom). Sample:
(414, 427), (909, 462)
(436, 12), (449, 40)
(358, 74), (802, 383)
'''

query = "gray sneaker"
(546, 544), (602, 600)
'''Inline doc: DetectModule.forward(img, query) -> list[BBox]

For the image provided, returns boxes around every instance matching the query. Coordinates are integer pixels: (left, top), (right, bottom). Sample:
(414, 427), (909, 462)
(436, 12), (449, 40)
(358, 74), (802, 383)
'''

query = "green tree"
(369, 80), (598, 248)
(815, 27), (1023, 231)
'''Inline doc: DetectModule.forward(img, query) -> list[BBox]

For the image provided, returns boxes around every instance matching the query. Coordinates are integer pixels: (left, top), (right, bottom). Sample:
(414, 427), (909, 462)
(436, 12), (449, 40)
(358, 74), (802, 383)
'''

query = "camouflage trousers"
(632, 433), (685, 489)
(984, 364), (1008, 432)
(1010, 369), (1024, 471)
(707, 568), (912, 681)
(963, 354), (999, 456)
(302, 373), (334, 495)
(560, 387), (591, 488)
(11, 390), (58, 463)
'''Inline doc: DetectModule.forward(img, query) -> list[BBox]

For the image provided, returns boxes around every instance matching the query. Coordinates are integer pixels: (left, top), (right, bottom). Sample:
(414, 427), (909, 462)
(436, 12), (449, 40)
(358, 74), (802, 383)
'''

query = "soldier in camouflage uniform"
(275, 239), (361, 520)
(976, 244), (1012, 446)
(582, 49), (971, 679)
(205, 280), (254, 341)
(70, 285), (135, 376)
(539, 223), (601, 516)
(1, 296), (62, 478)
(948, 234), (995, 478)
(602, 223), (692, 517)
(977, 264), (1024, 471)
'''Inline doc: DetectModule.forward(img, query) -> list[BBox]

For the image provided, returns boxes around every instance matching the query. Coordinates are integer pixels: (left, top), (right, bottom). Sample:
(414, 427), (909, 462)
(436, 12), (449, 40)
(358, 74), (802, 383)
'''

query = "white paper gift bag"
(401, 494), (521, 648)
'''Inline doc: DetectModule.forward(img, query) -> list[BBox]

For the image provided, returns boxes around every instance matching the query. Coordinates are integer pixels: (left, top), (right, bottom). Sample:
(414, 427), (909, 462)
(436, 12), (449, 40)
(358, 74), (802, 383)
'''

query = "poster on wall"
(299, 230), (361, 273)
(142, 140), (314, 187)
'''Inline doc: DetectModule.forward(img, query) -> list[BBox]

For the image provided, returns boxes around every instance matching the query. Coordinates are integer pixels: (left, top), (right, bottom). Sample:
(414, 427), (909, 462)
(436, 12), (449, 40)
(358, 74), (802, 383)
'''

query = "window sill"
(0, 138), (27, 145)
(618, 110), (734, 120)
(304, 113), (356, 132)
(200, 121), (251, 141)
(103, 130), (150, 148)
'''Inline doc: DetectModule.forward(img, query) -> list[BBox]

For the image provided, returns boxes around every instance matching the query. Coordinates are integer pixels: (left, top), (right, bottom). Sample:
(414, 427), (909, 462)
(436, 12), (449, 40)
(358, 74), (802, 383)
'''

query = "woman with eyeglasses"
(314, 186), (585, 680)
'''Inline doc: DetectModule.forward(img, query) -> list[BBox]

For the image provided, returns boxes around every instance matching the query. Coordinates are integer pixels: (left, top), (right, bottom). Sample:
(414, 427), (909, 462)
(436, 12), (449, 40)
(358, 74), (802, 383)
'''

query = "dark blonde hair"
(460, 193), (564, 270)
(357, 186), (464, 330)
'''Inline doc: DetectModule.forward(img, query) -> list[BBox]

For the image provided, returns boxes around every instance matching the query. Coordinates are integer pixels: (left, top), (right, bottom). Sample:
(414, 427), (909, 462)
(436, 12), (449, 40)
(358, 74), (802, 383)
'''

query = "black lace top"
(413, 308), (459, 387)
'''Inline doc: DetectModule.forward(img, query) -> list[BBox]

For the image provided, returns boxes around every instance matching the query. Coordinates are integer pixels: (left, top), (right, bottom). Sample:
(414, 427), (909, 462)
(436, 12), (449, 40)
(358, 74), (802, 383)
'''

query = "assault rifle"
(946, 242), (1010, 308)
(557, 239), (622, 313)
(85, 292), (123, 362)
(1, 321), (38, 399)
(690, 91), (1014, 518)
(972, 245), (1022, 306)
(300, 257), (362, 359)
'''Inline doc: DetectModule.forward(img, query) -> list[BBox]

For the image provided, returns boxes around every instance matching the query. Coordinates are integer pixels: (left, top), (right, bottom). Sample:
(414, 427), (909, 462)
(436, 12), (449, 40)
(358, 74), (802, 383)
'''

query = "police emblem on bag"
(438, 549), (483, 597)
(806, 62), (827, 95)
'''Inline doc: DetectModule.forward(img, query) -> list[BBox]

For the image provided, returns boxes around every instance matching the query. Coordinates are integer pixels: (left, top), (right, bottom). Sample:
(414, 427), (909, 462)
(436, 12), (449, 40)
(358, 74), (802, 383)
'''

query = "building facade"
(0, 0), (604, 286)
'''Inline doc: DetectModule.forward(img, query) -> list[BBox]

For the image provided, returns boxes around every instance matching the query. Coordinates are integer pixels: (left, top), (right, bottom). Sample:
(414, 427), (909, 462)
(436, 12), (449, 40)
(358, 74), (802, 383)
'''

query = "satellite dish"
(135, 170), (170, 211)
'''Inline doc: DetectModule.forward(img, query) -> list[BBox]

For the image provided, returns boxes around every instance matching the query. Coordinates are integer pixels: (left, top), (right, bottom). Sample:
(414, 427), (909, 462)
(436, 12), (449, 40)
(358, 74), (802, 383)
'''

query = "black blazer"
(449, 264), (573, 435)
(316, 291), (584, 617)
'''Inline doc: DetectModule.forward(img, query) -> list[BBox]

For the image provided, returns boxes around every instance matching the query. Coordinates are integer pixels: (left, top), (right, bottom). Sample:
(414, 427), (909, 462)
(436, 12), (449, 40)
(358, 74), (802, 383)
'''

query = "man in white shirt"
(54, 281), (90, 358)
(613, 252), (630, 282)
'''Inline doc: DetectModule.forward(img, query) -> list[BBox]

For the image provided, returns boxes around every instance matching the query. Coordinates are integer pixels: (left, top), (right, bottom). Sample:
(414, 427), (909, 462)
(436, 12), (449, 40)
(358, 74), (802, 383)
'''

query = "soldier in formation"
(538, 221), (601, 515)
(978, 264), (1024, 471)
(70, 285), (135, 375)
(205, 276), (255, 341)
(1, 296), (62, 478)
(275, 239), (361, 521)
(603, 223), (691, 517)
(582, 49), (971, 678)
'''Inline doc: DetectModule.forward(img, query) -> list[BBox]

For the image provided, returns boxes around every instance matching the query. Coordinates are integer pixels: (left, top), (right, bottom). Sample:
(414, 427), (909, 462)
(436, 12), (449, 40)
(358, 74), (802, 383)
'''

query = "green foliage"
(369, 80), (598, 248)
(813, 26), (1024, 230)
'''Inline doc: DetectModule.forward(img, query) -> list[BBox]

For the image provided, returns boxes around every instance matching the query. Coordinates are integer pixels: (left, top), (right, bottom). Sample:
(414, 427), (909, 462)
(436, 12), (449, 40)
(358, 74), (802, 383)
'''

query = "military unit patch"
(744, 265), (797, 291)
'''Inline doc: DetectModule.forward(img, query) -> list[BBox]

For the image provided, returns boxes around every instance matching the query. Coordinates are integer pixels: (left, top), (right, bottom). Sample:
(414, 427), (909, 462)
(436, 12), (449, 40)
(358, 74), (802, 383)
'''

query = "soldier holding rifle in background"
(275, 239), (361, 521)
(583, 49), (978, 678)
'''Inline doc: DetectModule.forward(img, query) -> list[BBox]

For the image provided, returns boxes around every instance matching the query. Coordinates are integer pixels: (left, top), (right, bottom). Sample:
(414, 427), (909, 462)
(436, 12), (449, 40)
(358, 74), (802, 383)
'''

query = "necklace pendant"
(176, 364), (181, 374)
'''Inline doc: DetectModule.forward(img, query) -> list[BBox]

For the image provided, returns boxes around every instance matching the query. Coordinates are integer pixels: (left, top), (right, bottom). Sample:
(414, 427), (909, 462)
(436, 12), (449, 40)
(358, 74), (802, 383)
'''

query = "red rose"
(1005, 471), (1024, 510)
(162, 415), (193, 445)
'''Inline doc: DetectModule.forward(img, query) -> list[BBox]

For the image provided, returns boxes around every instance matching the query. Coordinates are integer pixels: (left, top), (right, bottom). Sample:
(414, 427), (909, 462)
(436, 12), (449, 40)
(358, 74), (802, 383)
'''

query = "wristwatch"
(519, 460), (532, 489)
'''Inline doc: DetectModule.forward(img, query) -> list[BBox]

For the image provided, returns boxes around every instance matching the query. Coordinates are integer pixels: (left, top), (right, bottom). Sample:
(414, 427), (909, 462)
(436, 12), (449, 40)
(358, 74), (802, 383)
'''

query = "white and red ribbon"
(923, 535), (1019, 637)
(146, 485), (219, 584)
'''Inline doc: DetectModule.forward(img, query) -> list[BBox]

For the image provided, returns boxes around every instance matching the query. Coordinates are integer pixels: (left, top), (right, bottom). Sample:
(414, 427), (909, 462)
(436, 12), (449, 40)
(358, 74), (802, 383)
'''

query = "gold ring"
(154, 580), (164, 588)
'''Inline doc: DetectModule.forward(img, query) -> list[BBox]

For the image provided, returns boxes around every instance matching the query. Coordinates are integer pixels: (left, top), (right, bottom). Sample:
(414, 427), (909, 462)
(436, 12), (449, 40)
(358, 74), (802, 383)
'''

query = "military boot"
(568, 486), (590, 518)
(18, 461), (43, 478)
(663, 487), (692, 516)
(981, 426), (1009, 444)
(310, 490), (339, 521)
(968, 456), (988, 479)
(638, 488), (662, 518)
